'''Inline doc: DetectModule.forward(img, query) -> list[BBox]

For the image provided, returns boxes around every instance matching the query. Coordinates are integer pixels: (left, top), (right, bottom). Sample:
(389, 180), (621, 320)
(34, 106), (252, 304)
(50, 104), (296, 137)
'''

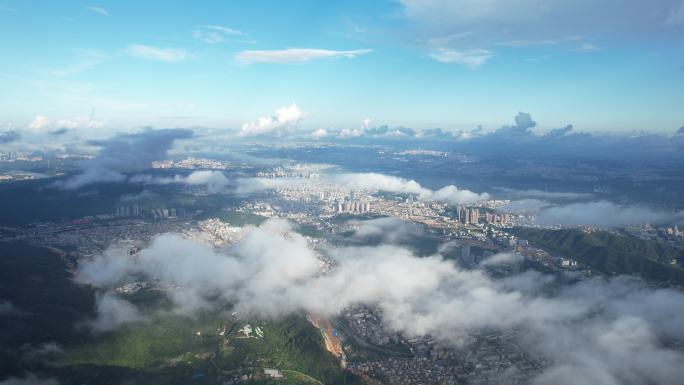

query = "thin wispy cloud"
(125, 44), (187, 62)
(497, 36), (583, 47)
(575, 43), (601, 52)
(48, 49), (108, 77)
(205, 25), (245, 36)
(192, 25), (248, 44)
(235, 48), (372, 64)
(429, 48), (493, 68)
(86, 6), (109, 16)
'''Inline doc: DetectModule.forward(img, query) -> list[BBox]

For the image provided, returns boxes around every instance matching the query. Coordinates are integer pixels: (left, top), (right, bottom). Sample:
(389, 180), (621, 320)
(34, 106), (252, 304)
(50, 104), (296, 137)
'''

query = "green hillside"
(512, 228), (684, 285)
(61, 312), (351, 385)
(0, 242), (357, 385)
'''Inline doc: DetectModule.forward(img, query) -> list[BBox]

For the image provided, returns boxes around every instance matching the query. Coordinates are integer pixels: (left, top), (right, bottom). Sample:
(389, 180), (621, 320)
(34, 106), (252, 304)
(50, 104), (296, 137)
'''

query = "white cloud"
(236, 172), (489, 205)
(192, 25), (247, 44)
(57, 116), (106, 129)
(125, 44), (188, 62)
(575, 43), (601, 52)
(86, 6), (109, 16)
(235, 48), (372, 64)
(205, 25), (246, 36)
(240, 103), (304, 137)
(27, 116), (50, 132)
(429, 48), (493, 68)
(78, 218), (684, 385)
(334, 173), (490, 204)
(87, 292), (146, 332)
(311, 128), (328, 139)
(131, 170), (231, 193)
(26, 115), (106, 133)
(361, 117), (371, 129)
(400, 0), (679, 67)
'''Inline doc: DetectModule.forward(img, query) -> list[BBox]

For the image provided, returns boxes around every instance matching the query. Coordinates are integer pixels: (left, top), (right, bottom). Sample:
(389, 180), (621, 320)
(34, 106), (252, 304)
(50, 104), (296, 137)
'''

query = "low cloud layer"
(535, 200), (683, 227)
(236, 172), (489, 205)
(86, 292), (146, 332)
(297, 112), (684, 163)
(58, 128), (193, 189)
(494, 187), (592, 201)
(79, 218), (684, 385)
(0, 130), (21, 144)
(130, 170), (231, 193)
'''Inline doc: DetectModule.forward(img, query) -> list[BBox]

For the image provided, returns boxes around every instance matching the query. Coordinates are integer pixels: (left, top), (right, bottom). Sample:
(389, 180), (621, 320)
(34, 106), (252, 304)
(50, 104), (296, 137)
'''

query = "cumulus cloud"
(27, 116), (51, 132)
(535, 200), (681, 227)
(678, 125), (684, 134)
(235, 48), (372, 64)
(25, 115), (105, 134)
(490, 111), (537, 138)
(306, 112), (683, 164)
(79, 218), (684, 385)
(311, 128), (328, 139)
(240, 103), (304, 137)
(361, 117), (371, 129)
(543, 124), (574, 139)
(125, 44), (188, 62)
(58, 128), (193, 189)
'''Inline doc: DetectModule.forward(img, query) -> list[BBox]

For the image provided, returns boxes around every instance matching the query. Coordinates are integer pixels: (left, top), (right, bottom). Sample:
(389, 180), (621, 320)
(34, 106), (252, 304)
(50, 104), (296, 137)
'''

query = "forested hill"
(512, 228), (684, 286)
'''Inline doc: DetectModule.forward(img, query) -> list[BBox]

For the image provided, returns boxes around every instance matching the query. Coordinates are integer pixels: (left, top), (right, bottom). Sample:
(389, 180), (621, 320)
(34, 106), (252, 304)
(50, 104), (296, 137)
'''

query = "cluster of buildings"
(195, 218), (244, 247)
(342, 307), (542, 385)
(626, 224), (684, 251)
(114, 204), (178, 221)
(0, 151), (43, 162)
(336, 199), (372, 214)
(152, 157), (233, 170)
(5, 218), (188, 259)
(256, 163), (332, 179)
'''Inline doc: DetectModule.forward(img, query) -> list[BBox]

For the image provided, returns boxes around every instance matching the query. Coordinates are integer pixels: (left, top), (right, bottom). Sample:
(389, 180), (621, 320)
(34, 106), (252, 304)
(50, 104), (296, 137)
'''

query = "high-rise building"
(469, 208), (479, 225)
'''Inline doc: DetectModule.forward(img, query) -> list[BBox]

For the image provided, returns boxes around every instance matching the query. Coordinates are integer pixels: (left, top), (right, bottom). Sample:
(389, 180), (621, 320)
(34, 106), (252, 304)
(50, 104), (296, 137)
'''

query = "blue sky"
(1, 0), (683, 135)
